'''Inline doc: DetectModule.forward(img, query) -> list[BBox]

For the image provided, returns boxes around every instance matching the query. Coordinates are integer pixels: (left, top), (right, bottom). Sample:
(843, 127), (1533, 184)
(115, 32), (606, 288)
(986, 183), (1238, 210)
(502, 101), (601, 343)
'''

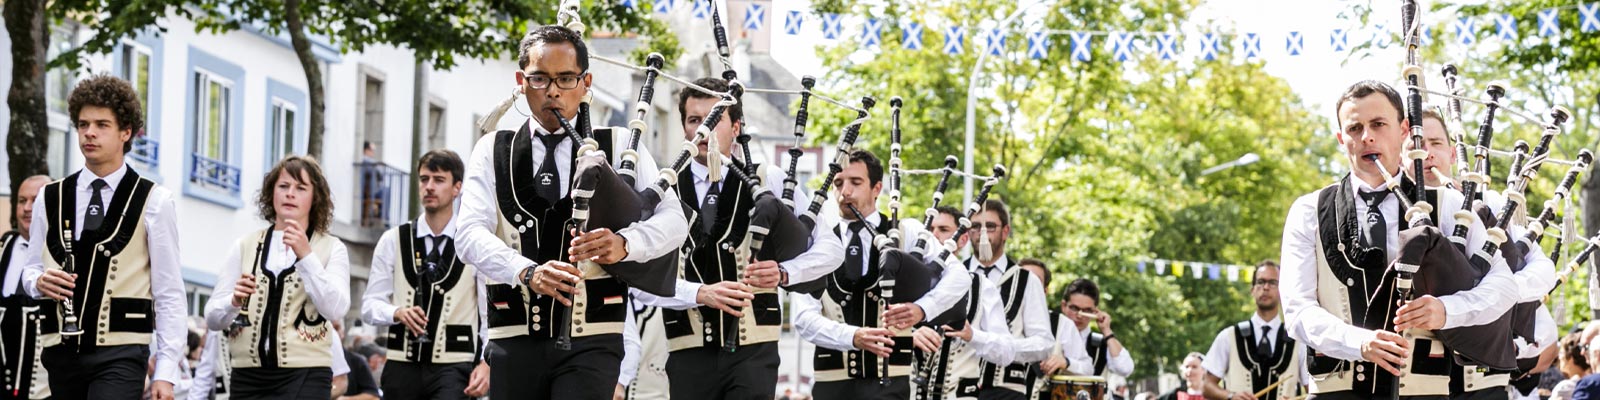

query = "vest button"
(1356, 373), (1366, 382)
(1346, 278), (1355, 286)
(532, 306), (541, 313)
(705, 335), (713, 342)
(1356, 365), (1365, 373)
(576, 327), (584, 333)
(532, 323), (541, 331)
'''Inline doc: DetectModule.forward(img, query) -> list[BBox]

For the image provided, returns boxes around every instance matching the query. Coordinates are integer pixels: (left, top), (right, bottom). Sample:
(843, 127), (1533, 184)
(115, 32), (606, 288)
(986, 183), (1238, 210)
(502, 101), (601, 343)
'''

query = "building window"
(183, 47), (245, 208)
(427, 100), (446, 151)
(47, 128), (70, 178)
(120, 41), (161, 170)
(269, 99), (297, 162)
(46, 26), (77, 116)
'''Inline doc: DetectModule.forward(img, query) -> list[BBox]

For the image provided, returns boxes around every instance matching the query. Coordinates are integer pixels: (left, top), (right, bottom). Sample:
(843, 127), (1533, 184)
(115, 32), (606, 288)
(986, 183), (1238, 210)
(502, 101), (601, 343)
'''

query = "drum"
(1046, 375), (1106, 400)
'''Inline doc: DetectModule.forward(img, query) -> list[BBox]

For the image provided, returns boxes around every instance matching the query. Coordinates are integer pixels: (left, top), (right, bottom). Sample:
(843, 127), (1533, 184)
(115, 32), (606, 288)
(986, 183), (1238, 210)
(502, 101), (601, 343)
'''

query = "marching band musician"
(791, 148), (970, 400)
(21, 75), (188, 400)
(962, 199), (1066, 400)
(203, 156), (351, 400)
(454, 25), (687, 400)
(627, 76), (844, 400)
(359, 150), (492, 400)
(1200, 260), (1302, 400)
(1060, 278), (1136, 382)
(1406, 108), (1560, 400)
(1, 175), (51, 400)
(1280, 81), (1521, 400)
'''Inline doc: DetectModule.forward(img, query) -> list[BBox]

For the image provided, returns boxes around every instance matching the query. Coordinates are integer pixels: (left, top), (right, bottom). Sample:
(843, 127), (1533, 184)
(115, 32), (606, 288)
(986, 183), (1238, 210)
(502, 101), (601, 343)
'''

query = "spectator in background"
(1157, 353), (1206, 400)
(1552, 331), (1590, 400)
(1569, 324), (1600, 400)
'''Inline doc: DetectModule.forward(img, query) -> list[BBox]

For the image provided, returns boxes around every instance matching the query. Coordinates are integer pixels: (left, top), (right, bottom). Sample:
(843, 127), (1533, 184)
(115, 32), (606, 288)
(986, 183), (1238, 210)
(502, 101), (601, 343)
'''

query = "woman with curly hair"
(204, 156), (350, 400)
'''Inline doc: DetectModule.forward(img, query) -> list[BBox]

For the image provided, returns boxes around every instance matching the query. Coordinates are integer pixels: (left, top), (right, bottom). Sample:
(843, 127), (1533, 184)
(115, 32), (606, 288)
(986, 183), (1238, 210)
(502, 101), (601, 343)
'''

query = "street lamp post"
(1199, 152), (1261, 177)
(963, 0), (1048, 206)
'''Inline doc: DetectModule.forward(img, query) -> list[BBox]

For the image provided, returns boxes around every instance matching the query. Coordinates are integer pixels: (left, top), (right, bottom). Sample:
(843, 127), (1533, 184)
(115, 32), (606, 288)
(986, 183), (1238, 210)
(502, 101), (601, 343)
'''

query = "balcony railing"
(189, 153), (241, 196)
(130, 137), (160, 168)
(356, 161), (410, 229)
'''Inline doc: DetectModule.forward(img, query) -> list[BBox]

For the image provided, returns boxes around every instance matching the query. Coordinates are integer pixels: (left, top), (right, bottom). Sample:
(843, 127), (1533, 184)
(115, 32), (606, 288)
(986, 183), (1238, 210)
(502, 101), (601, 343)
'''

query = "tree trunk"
(5, 0), (52, 229)
(284, 0), (325, 160)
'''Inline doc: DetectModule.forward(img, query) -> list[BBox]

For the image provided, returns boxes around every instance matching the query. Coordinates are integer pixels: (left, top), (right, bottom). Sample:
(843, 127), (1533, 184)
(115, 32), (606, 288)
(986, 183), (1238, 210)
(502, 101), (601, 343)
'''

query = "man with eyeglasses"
(955, 198), (1059, 400)
(1404, 108), (1558, 400)
(456, 25), (686, 400)
(1060, 278), (1135, 382)
(1199, 260), (1302, 400)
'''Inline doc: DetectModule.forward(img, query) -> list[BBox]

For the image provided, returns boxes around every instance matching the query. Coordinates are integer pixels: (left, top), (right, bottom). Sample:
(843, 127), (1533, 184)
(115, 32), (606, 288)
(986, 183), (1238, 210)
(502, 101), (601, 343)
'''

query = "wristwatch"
(520, 266), (538, 287)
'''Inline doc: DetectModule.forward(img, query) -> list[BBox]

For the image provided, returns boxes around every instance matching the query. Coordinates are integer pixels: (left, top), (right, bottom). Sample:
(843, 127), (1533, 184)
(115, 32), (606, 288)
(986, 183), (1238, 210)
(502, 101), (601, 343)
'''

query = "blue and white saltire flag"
(1421, 26), (1434, 46)
(1199, 33), (1219, 60)
(1454, 16), (1477, 45)
(785, 11), (803, 35)
(1584, 3), (1600, 32)
(1370, 24), (1391, 48)
(692, 0), (709, 19)
(861, 18), (884, 47)
(1539, 8), (1560, 37)
(1070, 31), (1092, 61)
(621, 0), (636, 9)
(1495, 13), (1517, 41)
(1242, 33), (1261, 59)
(1157, 33), (1178, 60)
(1110, 32), (1135, 61)
(654, 0), (674, 14)
(743, 3), (764, 31)
(1286, 31), (1304, 56)
(1330, 29), (1349, 52)
(822, 13), (843, 40)
(903, 22), (924, 50)
(985, 29), (1006, 56)
(1027, 31), (1050, 60)
(944, 26), (966, 55)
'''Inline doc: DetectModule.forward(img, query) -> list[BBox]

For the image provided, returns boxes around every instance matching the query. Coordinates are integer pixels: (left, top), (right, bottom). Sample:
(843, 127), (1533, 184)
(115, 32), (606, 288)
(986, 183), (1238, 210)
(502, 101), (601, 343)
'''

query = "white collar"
(689, 160), (730, 184)
(77, 163), (129, 193)
(526, 118), (570, 138)
(413, 214), (457, 239)
(1250, 313), (1282, 332)
(970, 254), (1011, 271)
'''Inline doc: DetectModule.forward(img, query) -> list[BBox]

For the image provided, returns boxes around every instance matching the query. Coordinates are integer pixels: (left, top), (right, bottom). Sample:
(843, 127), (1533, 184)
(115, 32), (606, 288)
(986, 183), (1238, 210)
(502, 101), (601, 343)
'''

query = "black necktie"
(844, 221), (866, 282)
(535, 134), (565, 204)
(1256, 325), (1273, 359)
(84, 179), (108, 232)
(1360, 190), (1389, 257)
(700, 180), (721, 234)
(425, 236), (444, 276)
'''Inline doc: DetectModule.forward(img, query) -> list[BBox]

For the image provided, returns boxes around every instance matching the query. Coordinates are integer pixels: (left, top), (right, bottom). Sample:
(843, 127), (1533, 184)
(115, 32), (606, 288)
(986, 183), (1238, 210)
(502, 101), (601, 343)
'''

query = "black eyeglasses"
(1253, 279), (1279, 287)
(524, 72), (587, 90)
(975, 222), (1003, 230)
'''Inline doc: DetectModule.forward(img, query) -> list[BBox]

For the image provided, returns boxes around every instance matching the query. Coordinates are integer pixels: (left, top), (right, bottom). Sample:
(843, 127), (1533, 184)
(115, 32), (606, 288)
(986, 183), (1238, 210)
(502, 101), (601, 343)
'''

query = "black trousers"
(1451, 387), (1510, 400)
(381, 361), (474, 400)
(487, 334), (622, 400)
(230, 367), (333, 400)
(812, 376), (911, 400)
(41, 344), (148, 400)
(977, 387), (1027, 400)
(1310, 392), (1450, 400)
(666, 342), (780, 400)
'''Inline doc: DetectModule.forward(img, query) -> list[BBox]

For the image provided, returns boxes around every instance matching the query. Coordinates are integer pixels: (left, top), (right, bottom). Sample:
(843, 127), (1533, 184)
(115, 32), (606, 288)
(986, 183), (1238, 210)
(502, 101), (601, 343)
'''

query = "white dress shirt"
(632, 160), (845, 309)
(456, 119), (687, 285)
(189, 330), (224, 400)
(18, 164), (187, 385)
(966, 256), (1055, 364)
(1076, 324), (1136, 376)
(360, 214), (491, 355)
(1280, 175), (1520, 363)
(1052, 316), (1096, 375)
(960, 273), (1021, 366)
(202, 228), (352, 332)
(618, 304), (640, 386)
(2, 238), (28, 297)
(1202, 313), (1289, 379)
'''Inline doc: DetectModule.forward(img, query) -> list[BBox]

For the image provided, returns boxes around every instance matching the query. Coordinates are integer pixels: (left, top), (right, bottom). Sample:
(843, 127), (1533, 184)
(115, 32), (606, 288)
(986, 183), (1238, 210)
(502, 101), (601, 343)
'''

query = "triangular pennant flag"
(1191, 262), (1205, 279)
(1242, 33), (1261, 59)
(1330, 28), (1349, 52)
(743, 3), (764, 31)
(1110, 32), (1135, 62)
(692, 0), (709, 19)
(1495, 13), (1517, 41)
(1027, 31), (1050, 60)
(1208, 264), (1221, 281)
(1199, 33), (1220, 61)
(785, 11), (803, 35)
(1286, 31), (1304, 55)
(1173, 261), (1185, 277)
(1138, 260), (1148, 274)
(861, 18), (884, 47)
(822, 13), (843, 39)
(903, 22), (924, 50)
(1454, 16), (1477, 45)
(1157, 33), (1178, 60)
(654, 0), (674, 14)
(1584, 3), (1600, 33)
(1156, 259), (1169, 275)
(1070, 31), (1092, 61)
(985, 29), (1006, 56)
(1227, 265), (1240, 282)
(1421, 25), (1434, 46)
(944, 26), (966, 55)
(1242, 267), (1254, 285)
(1540, 8), (1561, 37)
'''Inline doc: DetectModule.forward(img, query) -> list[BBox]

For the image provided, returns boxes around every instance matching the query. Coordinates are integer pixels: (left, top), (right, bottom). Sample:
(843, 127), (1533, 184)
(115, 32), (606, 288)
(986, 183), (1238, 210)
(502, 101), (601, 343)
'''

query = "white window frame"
(192, 68), (234, 163)
(269, 97), (298, 162)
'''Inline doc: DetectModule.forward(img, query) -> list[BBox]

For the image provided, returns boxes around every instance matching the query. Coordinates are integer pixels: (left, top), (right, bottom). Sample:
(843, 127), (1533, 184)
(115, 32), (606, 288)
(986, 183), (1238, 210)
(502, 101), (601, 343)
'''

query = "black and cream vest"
(979, 267), (1040, 395)
(1222, 321), (1300, 400)
(37, 170), (158, 350)
(1, 231), (50, 399)
(482, 125), (630, 340)
(916, 272), (984, 400)
(661, 167), (782, 352)
(813, 219), (913, 381)
(227, 228), (341, 369)
(381, 223), (480, 364)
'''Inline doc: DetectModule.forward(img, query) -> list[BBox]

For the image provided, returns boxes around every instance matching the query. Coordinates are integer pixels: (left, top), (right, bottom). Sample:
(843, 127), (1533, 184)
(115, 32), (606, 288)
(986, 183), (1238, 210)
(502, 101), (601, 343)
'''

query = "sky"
(765, 0), (1415, 136)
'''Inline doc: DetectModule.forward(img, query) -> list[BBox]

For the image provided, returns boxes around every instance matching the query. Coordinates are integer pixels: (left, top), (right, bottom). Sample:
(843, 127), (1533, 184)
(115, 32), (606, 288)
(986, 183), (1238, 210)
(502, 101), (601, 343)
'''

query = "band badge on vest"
(539, 172), (555, 186)
(294, 306), (329, 342)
